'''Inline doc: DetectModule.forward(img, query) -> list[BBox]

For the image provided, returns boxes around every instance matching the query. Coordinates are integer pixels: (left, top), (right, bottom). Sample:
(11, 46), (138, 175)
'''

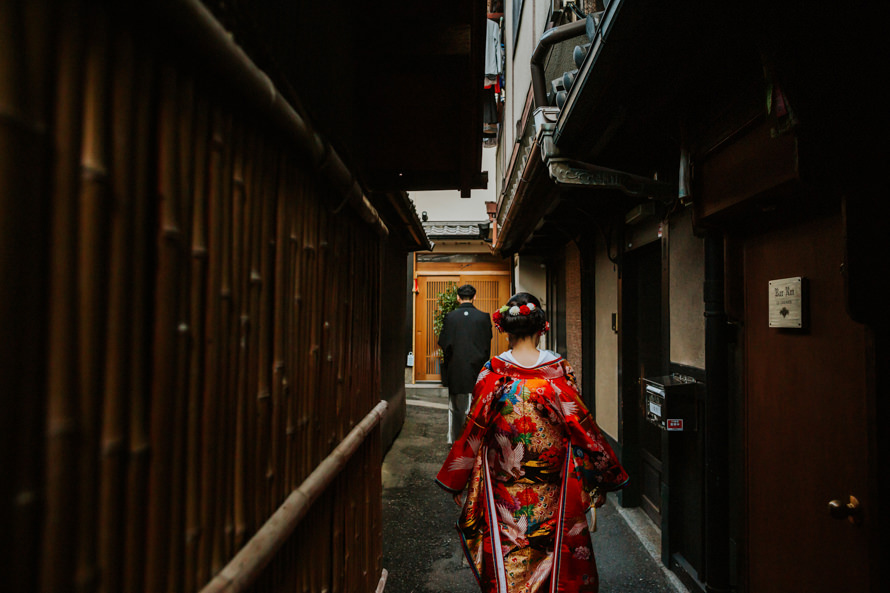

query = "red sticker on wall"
(666, 419), (684, 431)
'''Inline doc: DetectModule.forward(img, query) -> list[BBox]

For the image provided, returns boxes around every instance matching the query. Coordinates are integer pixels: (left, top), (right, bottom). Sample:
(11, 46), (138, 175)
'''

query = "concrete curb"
(613, 498), (690, 593)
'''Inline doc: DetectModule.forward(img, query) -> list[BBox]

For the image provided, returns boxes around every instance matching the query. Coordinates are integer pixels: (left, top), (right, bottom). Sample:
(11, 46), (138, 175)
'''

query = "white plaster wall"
(502, 4), (516, 151)
(669, 206), (706, 368)
(514, 254), (547, 308)
(408, 146), (497, 222)
(594, 232), (619, 439)
(514, 253), (547, 349)
(503, 1), (548, 153)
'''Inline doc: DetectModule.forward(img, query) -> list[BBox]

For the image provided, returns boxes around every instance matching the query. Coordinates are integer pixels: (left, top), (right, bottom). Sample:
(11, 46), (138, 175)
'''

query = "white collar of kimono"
(497, 349), (559, 368)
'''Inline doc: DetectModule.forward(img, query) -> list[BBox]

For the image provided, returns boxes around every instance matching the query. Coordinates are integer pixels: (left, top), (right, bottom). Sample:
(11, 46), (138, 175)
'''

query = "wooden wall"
(1, 2), (385, 592)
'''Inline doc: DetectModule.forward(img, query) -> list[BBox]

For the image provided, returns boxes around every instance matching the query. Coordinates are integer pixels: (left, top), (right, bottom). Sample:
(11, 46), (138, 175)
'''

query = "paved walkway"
(382, 385), (688, 593)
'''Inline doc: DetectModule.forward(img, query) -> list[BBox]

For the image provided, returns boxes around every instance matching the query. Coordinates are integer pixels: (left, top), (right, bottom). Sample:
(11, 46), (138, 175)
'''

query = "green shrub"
(433, 284), (459, 337)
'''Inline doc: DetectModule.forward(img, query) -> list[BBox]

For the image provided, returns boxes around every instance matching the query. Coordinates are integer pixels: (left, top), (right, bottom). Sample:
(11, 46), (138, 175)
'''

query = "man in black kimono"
(438, 284), (492, 443)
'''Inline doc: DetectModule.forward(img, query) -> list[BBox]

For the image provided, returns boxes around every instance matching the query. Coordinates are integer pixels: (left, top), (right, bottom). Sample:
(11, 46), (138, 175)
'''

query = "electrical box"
(642, 375), (697, 432)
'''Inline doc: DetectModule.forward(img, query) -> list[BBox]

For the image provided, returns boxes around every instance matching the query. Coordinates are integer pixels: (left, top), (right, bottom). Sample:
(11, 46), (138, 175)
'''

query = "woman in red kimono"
(436, 292), (629, 593)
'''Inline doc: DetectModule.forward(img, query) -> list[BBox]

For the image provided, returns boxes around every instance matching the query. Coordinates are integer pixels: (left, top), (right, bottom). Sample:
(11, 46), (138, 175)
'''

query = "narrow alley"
(3, 2), (888, 593)
(382, 385), (686, 593)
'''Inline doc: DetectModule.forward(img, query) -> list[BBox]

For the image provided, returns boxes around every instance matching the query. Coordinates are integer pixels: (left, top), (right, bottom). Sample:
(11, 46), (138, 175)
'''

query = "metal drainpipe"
(151, 0), (388, 236)
(703, 232), (731, 593)
(530, 17), (590, 108)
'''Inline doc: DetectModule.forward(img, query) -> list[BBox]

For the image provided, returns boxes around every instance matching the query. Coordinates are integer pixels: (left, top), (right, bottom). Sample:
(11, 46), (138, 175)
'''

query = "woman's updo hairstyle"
(494, 292), (547, 337)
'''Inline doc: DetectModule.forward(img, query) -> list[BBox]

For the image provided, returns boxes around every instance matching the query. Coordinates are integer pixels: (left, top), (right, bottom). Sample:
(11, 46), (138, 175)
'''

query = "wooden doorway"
(415, 276), (458, 381)
(741, 210), (873, 592)
(621, 241), (665, 526)
(414, 273), (511, 382)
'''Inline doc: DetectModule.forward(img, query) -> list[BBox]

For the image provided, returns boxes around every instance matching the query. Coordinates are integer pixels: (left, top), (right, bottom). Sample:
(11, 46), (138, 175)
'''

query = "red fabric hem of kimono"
(435, 477), (463, 494)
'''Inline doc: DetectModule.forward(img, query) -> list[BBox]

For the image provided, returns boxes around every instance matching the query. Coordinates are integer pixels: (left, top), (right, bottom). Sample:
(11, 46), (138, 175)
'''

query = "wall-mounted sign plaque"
(769, 277), (804, 328)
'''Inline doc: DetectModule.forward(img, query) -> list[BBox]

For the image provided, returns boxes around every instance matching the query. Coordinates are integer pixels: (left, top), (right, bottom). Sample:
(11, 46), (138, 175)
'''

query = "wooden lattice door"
(415, 277), (458, 381)
(414, 275), (510, 382)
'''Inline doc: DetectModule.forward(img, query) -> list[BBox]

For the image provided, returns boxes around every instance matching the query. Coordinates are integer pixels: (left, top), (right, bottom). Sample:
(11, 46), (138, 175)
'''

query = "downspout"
(530, 17), (593, 109)
(148, 0), (388, 236)
(529, 12), (674, 199)
(703, 232), (731, 593)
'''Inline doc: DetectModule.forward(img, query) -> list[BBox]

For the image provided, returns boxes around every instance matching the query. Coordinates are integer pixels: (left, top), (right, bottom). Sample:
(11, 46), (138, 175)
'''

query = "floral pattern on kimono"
(436, 355), (629, 593)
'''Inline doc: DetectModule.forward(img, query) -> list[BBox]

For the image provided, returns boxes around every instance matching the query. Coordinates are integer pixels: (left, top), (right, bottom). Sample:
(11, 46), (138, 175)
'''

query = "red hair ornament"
(492, 302), (546, 334)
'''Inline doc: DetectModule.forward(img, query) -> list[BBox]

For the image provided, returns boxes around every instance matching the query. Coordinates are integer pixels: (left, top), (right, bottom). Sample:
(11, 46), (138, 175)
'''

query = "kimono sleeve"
(435, 363), (502, 493)
(555, 361), (630, 492)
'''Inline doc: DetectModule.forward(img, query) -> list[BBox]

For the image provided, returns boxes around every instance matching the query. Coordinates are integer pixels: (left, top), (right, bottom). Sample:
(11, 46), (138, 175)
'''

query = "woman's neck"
(510, 336), (540, 367)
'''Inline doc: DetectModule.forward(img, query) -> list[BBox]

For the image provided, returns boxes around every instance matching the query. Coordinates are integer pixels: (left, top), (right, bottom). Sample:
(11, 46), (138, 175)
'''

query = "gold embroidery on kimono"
(437, 356), (629, 593)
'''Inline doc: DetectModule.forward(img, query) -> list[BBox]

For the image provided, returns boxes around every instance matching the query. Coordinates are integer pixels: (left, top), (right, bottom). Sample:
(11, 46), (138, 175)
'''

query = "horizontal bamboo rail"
(376, 568), (389, 593)
(200, 400), (389, 593)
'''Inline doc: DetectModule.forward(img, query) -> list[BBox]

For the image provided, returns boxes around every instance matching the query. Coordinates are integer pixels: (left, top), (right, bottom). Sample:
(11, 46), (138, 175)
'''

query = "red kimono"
(436, 354), (629, 593)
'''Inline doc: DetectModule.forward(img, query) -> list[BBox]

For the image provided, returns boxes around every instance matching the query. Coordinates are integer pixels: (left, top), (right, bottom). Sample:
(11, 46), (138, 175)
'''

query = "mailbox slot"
(642, 374), (697, 432)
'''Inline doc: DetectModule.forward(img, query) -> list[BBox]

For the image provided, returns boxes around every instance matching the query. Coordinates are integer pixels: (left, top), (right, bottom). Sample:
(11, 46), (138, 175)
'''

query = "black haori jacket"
(438, 303), (492, 394)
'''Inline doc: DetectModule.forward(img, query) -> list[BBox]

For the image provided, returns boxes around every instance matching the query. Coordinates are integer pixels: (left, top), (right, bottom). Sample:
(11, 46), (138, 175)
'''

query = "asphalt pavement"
(382, 384), (688, 593)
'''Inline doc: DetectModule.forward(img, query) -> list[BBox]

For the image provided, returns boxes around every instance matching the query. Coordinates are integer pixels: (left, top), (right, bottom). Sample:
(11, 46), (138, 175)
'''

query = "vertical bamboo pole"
(73, 5), (113, 592)
(231, 118), (249, 553)
(327, 217), (345, 593)
(185, 90), (211, 593)
(269, 156), (290, 521)
(289, 165), (310, 501)
(41, 2), (86, 589)
(272, 156), (298, 592)
(216, 108), (236, 572)
(167, 69), (197, 593)
(293, 169), (310, 593)
(144, 62), (182, 593)
(331, 480), (345, 593)
(349, 229), (361, 592)
(254, 146), (278, 531)
(327, 211), (341, 593)
(307, 193), (324, 593)
(97, 26), (137, 593)
(211, 107), (234, 575)
(355, 228), (368, 593)
(288, 159), (303, 511)
(197, 104), (226, 587)
(306, 183), (322, 476)
(331, 220), (346, 433)
(373, 232), (385, 589)
(0, 2), (53, 591)
(241, 131), (264, 549)
(252, 144), (268, 527)
(288, 166), (317, 504)
(121, 44), (155, 593)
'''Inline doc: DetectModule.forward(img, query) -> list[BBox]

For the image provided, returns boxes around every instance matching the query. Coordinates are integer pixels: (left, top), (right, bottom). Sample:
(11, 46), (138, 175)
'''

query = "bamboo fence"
(1, 2), (390, 591)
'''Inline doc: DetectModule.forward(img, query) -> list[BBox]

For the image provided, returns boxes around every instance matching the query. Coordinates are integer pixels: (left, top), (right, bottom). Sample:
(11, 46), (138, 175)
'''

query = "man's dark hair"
(456, 284), (476, 299)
